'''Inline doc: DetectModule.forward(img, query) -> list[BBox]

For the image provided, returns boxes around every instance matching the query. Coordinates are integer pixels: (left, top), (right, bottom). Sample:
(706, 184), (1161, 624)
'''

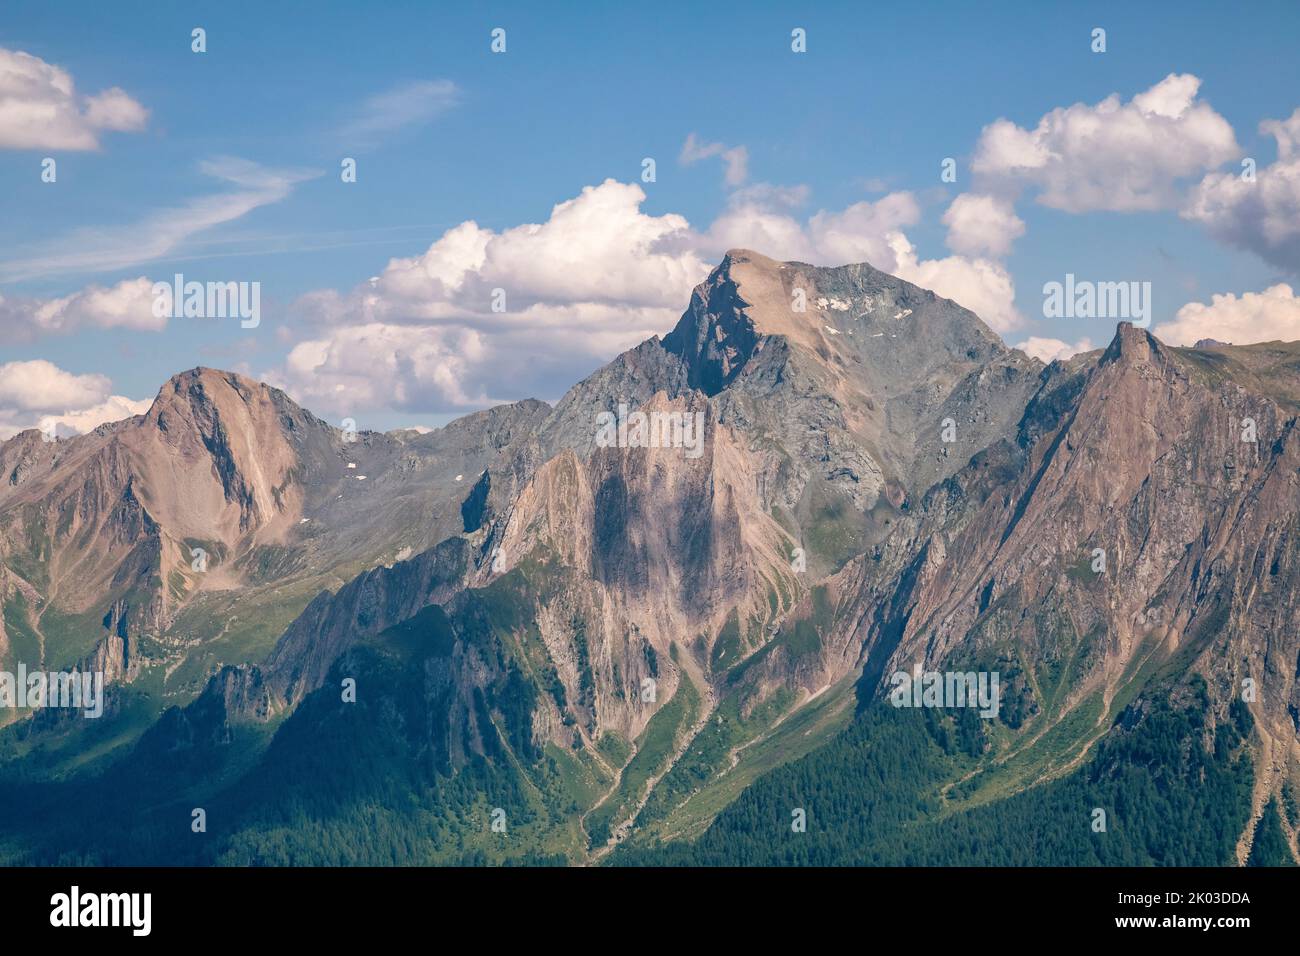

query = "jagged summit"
(665, 248), (1024, 393)
(666, 249), (1008, 372)
(144, 366), (316, 434)
(1101, 321), (1165, 366)
(148, 366), (256, 409)
(656, 248), (1043, 509)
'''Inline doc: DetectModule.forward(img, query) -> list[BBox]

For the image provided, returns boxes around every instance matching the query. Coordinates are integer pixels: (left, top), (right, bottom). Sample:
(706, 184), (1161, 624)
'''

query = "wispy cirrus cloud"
(680, 133), (750, 186)
(0, 157), (320, 283)
(339, 80), (461, 147)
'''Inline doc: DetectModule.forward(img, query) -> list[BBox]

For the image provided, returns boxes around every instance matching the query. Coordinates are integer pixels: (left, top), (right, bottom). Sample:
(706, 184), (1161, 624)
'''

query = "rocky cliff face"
(662, 250), (1041, 519)
(0, 367), (549, 703)
(728, 323), (1300, 858)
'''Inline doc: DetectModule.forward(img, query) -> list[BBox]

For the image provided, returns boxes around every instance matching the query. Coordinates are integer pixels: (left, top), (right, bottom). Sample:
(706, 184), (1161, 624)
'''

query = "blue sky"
(2, 0), (1299, 436)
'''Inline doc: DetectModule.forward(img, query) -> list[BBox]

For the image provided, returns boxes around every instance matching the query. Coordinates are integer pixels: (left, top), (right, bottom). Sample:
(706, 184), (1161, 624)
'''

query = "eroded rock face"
(664, 250), (1042, 516)
(729, 323), (1300, 850)
(0, 367), (549, 685)
(888, 324), (1300, 726)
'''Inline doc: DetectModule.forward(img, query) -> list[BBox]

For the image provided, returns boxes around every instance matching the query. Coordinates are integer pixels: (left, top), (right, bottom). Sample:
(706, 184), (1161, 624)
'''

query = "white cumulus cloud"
(697, 188), (919, 266)
(0, 48), (147, 150)
(1013, 336), (1095, 363)
(0, 277), (165, 341)
(0, 360), (149, 440)
(1182, 108), (1300, 274)
(274, 180), (711, 413)
(889, 233), (1022, 333)
(274, 179), (1032, 415)
(943, 194), (1025, 258)
(973, 73), (1238, 212)
(1154, 284), (1300, 346)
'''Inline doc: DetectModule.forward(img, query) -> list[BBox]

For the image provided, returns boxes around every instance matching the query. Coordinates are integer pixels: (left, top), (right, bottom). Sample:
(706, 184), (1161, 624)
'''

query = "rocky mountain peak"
(145, 366), (290, 433)
(1100, 321), (1166, 368)
(665, 249), (1020, 389)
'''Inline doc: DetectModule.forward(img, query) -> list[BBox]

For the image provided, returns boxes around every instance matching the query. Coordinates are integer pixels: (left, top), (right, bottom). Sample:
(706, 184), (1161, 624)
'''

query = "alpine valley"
(2, 250), (1298, 866)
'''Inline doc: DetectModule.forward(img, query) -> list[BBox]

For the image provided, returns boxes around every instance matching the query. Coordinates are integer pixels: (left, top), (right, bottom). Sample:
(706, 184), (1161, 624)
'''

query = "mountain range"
(1, 249), (1297, 866)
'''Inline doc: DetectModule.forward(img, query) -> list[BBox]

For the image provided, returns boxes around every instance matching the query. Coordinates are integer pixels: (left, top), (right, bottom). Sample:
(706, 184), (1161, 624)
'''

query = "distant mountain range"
(2, 249), (1297, 866)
